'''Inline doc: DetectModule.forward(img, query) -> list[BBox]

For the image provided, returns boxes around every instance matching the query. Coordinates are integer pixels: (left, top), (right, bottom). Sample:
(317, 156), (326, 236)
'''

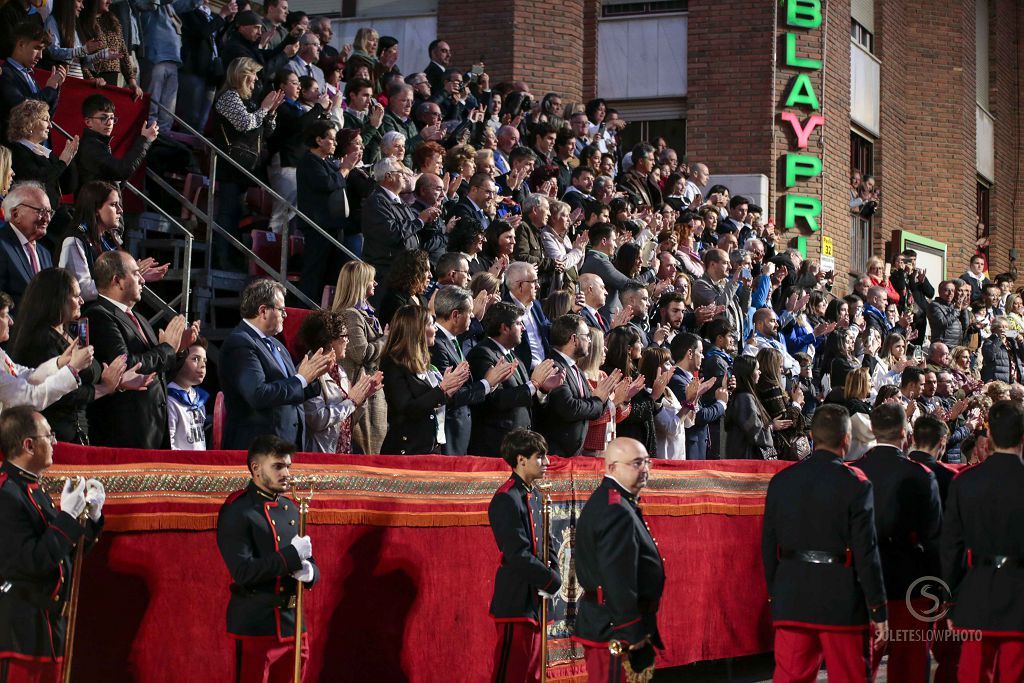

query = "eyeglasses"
(90, 115), (118, 124)
(19, 204), (54, 220)
(612, 458), (651, 470)
(29, 432), (57, 444)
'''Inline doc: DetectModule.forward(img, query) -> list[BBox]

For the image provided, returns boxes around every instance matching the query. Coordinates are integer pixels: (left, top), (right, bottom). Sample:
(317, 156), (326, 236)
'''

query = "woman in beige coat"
(332, 262), (388, 454)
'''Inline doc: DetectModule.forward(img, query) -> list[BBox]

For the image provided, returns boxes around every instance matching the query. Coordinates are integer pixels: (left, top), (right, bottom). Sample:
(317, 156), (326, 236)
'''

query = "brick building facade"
(329, 0), (1023, 289)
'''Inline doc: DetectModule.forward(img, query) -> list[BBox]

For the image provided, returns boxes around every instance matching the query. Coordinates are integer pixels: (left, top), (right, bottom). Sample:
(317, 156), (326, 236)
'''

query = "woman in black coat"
(380, 305), (469, 455)
(602, 326), (659, 455)
(7, 99), (78, 209)
(724, 355), (780, 459)
(6, 268), (146, 443)
(295, 120), (358, 305)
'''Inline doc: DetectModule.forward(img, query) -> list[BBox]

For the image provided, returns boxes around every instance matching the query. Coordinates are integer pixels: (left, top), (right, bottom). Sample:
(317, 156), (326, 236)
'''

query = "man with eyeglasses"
(0, 181), (54, 306)
(220, 279), (332, 451)
(539, 314), (621, 457)
(504, 261), (551, 370)
(573, 437), (665, 681)
(430, 70), (470, 123)
(74, 94), (159, 194)
(0, 405), (106, 683)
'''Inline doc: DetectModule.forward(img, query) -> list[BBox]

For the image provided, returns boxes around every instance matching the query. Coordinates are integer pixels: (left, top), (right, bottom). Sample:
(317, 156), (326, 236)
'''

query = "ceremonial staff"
(292, 478), (314, 683)
(62, 477), (88, 683)
(538, 482), (552, 683)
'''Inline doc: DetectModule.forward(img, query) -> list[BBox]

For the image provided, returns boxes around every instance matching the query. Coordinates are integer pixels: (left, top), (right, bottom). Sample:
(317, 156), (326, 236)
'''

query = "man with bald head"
(682, 162), (709, 205)
(744, 307), (801, 380)
(926, 342), (951, 373)
(578, 273), (609, 333)
(572, 438), (665, 681)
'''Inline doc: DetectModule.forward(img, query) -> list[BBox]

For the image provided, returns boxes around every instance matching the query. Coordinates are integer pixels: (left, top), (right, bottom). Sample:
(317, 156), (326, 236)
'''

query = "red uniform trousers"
(234, 634), (310, 683)
(869, 599), (932, 682)
(490, 621), (541, 683)
(957, 634), (1024, 683)
(0, 658), (61, 683)
(581, 644), (630, 683)
(773, 625), (871, 683)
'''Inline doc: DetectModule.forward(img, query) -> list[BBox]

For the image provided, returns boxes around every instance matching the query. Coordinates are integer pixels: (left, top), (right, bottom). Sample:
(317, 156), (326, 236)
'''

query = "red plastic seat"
(280, 307), (313, 361)
(212, 391), (225, 450)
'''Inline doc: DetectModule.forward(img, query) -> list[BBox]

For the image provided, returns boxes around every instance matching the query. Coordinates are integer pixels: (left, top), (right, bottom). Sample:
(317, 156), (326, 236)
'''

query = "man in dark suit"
(362, 158), (440, 290)
(0, 182), (54, 306)
(578, 273), (610, 333)
(889, 249), (934, 341)
(907, 415), (957, 505)
(446, 172), (495, 229)
(942, 399), (1024, 683)
(616, 142), (661, 209)
(504, 261), (551, 371)
(669, 333), (727, 460)
(852, 403), (942, 682)
(423, 39), (451, 96)
(573, 437), (665, 681)
(219, 280), (331, 451)
(487, 428), (561, 682)
(431, 286), (514, 455)
(763, 404), (889, 681)
(466, 301), (561, 456)
(0, 406), (105, 683)
(540, 314), (617, 457)
(579, 223), (641, 314)
(84, 251), (193, 449)
(0, 22), (64, 140)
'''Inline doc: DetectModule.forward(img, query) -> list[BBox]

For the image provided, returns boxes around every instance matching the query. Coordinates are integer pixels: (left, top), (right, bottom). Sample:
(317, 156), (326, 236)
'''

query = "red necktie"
(127, 310), (149, 346)
(25, 242), (39, 275)
(596, 311), (606, 329)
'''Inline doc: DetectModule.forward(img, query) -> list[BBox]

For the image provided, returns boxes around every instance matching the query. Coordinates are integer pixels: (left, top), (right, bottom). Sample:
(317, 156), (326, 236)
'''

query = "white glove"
(60, 478), (87, 519)
(537, 589), (554, 599)
(289, 535), (312, 560)
(291, 560), (314, 583)
(85, 478), (106, 522)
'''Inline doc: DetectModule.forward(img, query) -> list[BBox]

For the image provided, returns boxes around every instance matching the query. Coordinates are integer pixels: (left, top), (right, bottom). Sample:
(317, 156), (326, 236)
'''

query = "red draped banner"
(44, 445), (786, 682)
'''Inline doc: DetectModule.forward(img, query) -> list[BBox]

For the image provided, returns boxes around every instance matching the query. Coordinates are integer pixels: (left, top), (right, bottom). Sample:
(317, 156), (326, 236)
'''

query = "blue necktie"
(23, 68), (38, 94)
(261, 338), (289, 376)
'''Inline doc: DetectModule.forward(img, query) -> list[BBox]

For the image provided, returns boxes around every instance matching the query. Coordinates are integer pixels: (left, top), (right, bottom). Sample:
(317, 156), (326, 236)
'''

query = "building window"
(618, 119), (686, 158)
(601, 0), (687, 17)
(850, 131), (874, 271)
(977, 180), (991, 262)
(850, 20), (874, 54)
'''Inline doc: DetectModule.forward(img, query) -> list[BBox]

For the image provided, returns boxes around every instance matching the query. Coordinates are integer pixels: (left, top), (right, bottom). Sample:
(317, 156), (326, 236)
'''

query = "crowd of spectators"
(0, 1), (1014, 466)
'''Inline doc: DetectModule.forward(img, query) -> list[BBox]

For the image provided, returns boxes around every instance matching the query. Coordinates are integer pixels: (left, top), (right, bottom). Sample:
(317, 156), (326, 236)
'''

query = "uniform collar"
(510, 471), (535, 494)
(1, 459), (41, 483)
(249, 480), (279, 502)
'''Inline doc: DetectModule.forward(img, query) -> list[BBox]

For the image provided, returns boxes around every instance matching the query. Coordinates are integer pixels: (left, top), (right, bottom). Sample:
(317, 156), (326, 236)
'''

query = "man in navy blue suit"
(219, 279), (333, 450)
(0, 182), (55, 306)
(503, 261), (551, 371)
(0, 21), (65, 140)
(668, 333), (728, 460)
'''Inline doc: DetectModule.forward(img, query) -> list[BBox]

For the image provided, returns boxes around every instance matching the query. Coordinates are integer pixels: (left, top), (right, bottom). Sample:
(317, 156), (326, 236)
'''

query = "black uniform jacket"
(941, 452), (1024, 634)
(573, 476), (665, 648)
(907, 450), (958, 506)
(0, 460), (102, 659)
(216, 482), (321, 640)
(487, 473), (560, 624)
(466, 337), (535, 456)
(762, 450), (888, 629)
(380, 356), (446, 455)
(852, 445), (942, 599)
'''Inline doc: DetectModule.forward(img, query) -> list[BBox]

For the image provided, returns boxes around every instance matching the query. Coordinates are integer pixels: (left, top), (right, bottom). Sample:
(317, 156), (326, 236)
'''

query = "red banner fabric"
(45, 444), (785, 682)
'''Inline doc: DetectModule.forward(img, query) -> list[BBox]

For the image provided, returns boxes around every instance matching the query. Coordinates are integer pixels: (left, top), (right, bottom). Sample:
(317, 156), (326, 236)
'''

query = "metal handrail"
(143, 169), (318, 308)
(151, 98), (361, 272)
(51, 122), (190, 323)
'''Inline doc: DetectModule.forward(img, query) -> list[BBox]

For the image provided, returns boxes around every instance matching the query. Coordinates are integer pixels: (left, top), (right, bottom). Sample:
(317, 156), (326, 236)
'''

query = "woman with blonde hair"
(865, 255), (899, 303)
(7, 99), (78, 208)
(474, 148), (497, 178)
(843, 367), (873, 416)
(212, 56), (284, 269)
(352, 27), (379, 62)
(950, 344), (983, 395)
(332, 260), (388, 454)
(540, 199), (587, 281)
(380, 305), (469, 454)
(0, 145), (15, 202)
(445, 144), (477, 177)
(579, 327), (627, 455)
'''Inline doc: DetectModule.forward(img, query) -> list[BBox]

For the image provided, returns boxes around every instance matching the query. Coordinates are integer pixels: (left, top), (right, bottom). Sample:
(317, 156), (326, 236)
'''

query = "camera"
(520, 96), (532, 114)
